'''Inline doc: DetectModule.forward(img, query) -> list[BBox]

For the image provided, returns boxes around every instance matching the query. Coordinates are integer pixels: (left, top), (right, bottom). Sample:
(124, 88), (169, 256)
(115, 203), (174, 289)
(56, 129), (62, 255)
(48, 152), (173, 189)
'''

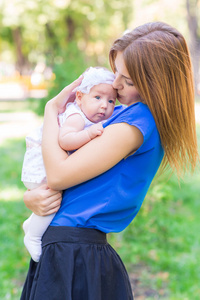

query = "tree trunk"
(12, 27), (27, 74)
(186, 0), (200, 97)
(65, 16), (75, 42)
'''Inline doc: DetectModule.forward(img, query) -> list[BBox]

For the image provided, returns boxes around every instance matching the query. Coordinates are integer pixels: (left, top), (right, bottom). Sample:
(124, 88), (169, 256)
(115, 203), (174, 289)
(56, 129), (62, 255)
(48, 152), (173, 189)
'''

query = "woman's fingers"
(23, 184), (62, 216)
(69, 75), (84, 91)
(52, 75), (83, 114)
(39, 186), (62, 215)
(42, 198), (62, 216)
(44, 189), (62, 207)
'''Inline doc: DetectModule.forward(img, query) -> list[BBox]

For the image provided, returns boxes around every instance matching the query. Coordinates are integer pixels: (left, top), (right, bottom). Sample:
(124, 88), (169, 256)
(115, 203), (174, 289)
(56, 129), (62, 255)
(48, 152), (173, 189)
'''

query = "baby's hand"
(87, 123), (104, 140)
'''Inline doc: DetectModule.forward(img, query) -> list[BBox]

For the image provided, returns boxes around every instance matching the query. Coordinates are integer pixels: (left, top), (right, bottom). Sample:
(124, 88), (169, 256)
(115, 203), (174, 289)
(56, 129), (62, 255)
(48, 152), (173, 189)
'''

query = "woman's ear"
(76, 91), (83, 106)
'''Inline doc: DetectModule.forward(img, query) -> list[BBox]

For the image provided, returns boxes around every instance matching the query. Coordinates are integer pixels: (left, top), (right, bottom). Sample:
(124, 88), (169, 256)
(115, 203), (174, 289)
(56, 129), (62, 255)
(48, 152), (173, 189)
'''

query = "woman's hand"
(23, 184), (62, 216)
(49, 76), (83, 114)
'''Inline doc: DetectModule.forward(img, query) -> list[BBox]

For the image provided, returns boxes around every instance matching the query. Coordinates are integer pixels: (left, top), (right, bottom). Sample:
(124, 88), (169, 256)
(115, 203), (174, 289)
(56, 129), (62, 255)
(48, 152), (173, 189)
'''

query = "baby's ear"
(76, 90), (83, 106)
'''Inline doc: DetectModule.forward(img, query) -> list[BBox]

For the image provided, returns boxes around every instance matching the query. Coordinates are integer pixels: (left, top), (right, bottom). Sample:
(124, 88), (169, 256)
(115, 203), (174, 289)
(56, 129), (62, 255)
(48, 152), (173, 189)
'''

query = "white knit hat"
(75, 67), (115, 94)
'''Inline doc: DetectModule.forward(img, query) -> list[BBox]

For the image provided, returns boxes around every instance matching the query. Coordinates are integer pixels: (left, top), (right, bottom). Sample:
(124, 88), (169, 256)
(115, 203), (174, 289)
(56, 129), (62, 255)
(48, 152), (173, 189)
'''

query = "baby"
(21, 67), (117, 262)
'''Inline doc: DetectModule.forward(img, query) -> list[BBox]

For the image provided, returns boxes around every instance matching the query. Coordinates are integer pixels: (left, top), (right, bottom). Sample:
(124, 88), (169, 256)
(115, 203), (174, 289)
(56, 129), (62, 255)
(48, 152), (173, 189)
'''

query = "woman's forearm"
(42, 78), (84, 189)
(42, 101), (69, 187)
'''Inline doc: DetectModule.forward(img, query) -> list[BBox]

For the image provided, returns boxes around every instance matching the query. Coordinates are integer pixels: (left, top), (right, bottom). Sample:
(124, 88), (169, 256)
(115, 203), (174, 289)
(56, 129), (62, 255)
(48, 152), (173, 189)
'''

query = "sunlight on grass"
(0, 199), (30, 300)
(0, 187), (25, 201)
(0, 134), (30, 299)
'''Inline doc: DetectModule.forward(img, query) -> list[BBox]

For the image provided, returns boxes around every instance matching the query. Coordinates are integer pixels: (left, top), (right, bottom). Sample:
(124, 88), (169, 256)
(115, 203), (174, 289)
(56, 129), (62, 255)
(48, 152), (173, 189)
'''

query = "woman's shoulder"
(104, 102), (160, 151)
(104, 102), (154, 127)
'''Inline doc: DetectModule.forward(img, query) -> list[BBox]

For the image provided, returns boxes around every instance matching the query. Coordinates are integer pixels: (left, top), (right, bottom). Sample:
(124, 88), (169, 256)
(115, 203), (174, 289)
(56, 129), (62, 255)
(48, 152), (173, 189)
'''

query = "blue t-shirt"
(51, 103), (164, 233)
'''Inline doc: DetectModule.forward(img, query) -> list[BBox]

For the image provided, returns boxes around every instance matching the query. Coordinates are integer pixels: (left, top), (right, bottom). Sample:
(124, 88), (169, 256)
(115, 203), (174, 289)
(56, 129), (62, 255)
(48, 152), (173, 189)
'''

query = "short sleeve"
(58, 102), (86, 127)
(103, 102), (159, 154)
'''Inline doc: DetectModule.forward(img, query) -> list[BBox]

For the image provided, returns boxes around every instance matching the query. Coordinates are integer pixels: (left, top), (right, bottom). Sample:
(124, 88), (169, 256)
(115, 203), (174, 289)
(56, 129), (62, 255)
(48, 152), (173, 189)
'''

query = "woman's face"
(112, 51), (141, 106)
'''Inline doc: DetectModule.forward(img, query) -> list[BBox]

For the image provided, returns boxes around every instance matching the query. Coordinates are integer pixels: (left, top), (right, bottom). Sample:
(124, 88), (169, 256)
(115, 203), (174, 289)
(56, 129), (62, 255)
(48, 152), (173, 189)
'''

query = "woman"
(20, 22), (198, 300)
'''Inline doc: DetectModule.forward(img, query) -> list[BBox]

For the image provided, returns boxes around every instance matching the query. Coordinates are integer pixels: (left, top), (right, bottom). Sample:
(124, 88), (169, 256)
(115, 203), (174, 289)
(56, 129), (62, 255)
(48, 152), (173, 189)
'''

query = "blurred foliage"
(0, 0), (133, 70)
(1, 0), (200, 98)
(35, 42), (89, 115)
(0, 0), (133, 112)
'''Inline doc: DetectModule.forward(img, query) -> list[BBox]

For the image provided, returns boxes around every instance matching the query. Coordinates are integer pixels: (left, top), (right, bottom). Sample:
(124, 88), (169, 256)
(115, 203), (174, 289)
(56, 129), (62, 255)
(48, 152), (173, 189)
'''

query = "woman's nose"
(112, 73), (123, 90)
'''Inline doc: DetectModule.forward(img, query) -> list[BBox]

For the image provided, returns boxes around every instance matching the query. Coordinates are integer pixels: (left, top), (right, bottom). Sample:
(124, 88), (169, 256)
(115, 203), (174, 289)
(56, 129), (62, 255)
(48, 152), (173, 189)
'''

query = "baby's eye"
(95, 96), (101, 100)
(108, 100), (115, 104)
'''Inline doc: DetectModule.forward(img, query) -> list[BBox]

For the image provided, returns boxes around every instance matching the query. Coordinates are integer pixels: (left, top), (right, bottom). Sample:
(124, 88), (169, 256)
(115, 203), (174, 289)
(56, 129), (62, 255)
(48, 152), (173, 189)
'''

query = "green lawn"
(0, 105), (199, 299)
(0, 138), (30, 299)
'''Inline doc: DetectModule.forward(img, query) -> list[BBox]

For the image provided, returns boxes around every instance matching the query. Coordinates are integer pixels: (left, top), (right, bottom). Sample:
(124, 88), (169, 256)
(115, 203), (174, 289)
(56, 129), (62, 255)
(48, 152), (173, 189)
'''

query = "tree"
(0, 0), (133, 74)
(186, 0), (200, 96)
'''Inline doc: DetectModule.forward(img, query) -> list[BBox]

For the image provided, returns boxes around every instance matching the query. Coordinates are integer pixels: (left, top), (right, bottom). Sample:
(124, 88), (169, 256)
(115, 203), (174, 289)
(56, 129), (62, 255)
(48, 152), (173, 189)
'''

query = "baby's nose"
(101, 99), (108, 108)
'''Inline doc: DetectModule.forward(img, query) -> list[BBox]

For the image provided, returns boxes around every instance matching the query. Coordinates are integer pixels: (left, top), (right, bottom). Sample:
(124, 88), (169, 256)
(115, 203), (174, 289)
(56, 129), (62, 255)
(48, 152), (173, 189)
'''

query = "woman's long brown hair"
(109, 22), (198, 175)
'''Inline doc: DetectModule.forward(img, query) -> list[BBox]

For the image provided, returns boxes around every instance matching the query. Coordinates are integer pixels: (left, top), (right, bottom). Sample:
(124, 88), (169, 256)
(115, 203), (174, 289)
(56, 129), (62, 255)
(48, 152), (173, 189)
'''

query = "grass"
(0, 102), (199, 299)
(0, 138), (31, 300)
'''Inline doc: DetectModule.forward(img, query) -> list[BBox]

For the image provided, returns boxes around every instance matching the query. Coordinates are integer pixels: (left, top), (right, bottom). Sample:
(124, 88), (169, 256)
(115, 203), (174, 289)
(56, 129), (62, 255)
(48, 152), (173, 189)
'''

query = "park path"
(0, 110), (42, 145)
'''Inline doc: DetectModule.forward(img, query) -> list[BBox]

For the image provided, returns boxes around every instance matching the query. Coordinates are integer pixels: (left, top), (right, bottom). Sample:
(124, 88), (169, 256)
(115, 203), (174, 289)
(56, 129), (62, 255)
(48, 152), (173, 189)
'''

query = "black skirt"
(20, 226), (133, 300)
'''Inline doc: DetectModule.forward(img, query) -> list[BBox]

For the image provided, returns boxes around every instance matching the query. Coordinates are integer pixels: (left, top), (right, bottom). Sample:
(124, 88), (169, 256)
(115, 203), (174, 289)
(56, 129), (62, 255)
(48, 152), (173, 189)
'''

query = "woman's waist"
(42, 225), (107, 247)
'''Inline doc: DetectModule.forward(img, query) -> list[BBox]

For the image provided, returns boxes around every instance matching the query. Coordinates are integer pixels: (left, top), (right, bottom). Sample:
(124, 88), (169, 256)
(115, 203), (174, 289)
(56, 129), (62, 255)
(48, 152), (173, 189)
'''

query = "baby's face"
(77, 84), (117, 123)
